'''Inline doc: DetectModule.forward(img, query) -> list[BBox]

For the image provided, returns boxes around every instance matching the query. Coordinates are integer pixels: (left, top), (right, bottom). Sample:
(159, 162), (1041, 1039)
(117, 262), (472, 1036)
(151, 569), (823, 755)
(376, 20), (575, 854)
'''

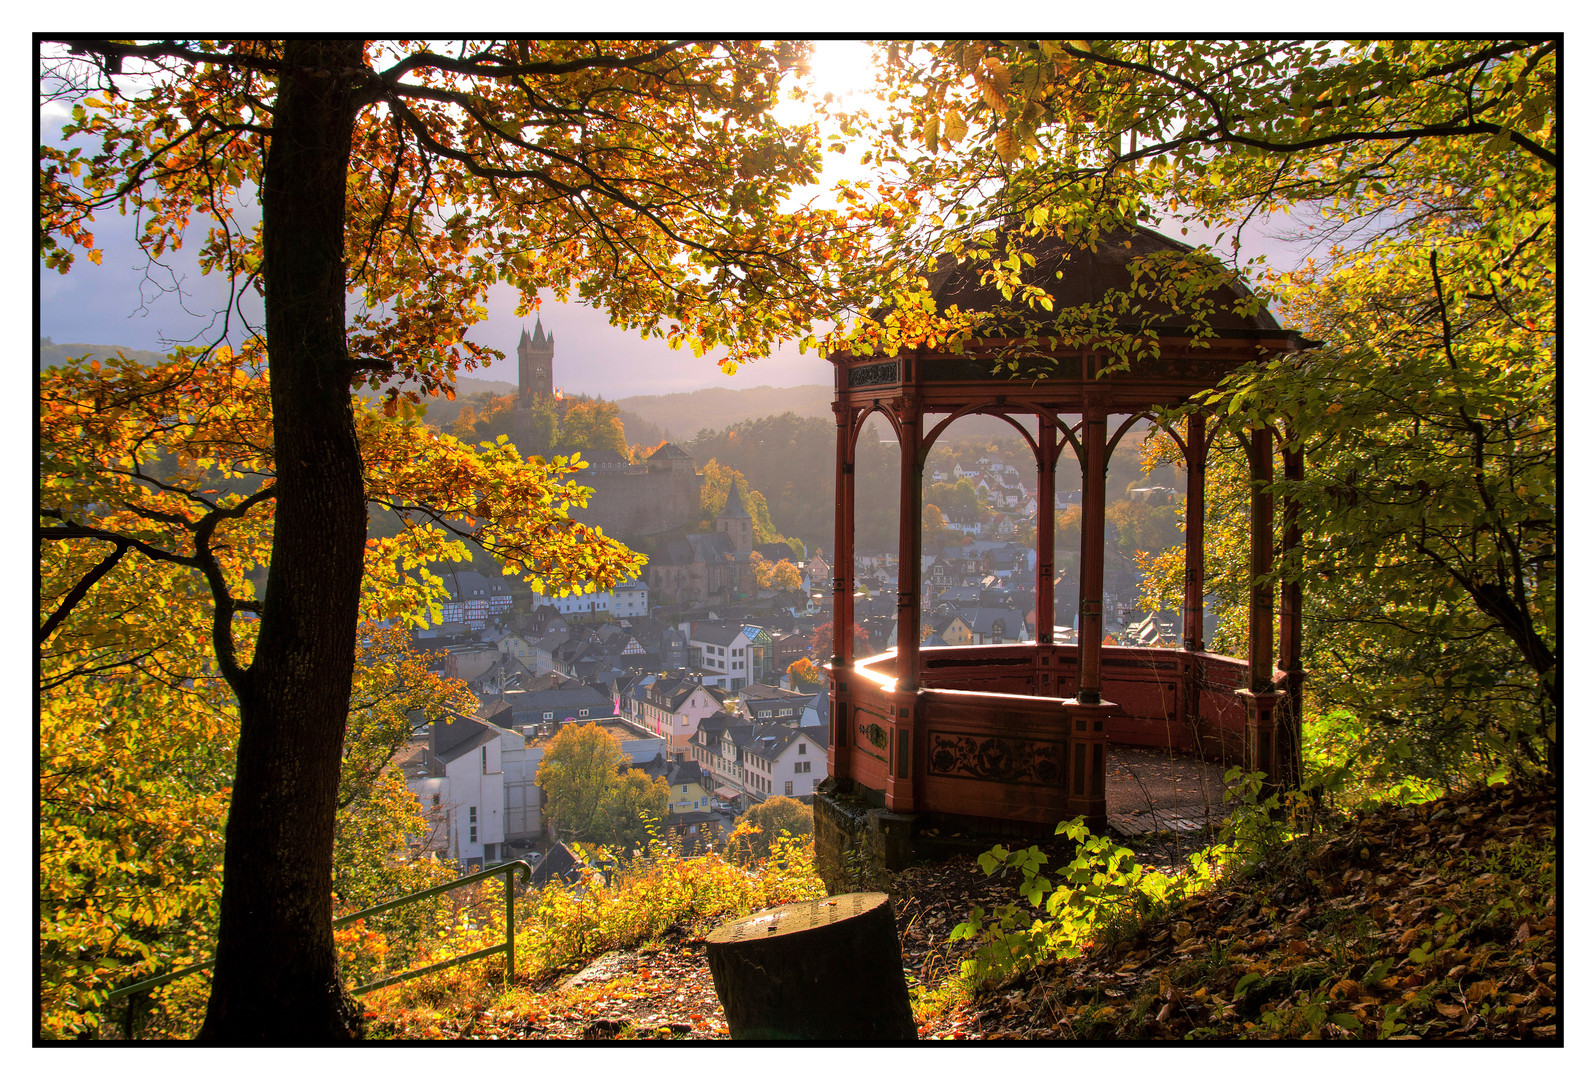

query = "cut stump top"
(705, 892), (890, 946)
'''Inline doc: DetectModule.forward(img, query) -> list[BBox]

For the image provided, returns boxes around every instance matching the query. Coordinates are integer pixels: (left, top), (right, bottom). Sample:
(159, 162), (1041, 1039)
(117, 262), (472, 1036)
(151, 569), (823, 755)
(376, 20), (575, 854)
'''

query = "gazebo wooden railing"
(834, 644), (1267, 831)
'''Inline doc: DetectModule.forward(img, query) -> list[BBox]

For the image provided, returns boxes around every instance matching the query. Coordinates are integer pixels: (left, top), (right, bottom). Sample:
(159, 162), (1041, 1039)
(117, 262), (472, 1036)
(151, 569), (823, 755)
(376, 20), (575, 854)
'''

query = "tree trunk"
(704, 892), (916, 1041)
(199, 38), (367, 1043)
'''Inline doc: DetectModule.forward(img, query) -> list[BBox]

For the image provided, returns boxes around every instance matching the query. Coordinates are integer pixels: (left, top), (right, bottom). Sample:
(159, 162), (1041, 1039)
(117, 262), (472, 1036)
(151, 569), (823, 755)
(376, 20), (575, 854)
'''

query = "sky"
(35, 37), (1346, 400)
(35, 38), (1348, 399)
(36, 40), (891, 398)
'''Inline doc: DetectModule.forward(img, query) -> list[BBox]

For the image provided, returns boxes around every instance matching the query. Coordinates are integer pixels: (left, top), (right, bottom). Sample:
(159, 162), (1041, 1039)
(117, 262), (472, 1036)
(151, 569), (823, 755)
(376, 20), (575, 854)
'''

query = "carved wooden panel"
(856, 717), (890, 763)
(926, 731), (1067, 787)
(846, 361), (899, 388)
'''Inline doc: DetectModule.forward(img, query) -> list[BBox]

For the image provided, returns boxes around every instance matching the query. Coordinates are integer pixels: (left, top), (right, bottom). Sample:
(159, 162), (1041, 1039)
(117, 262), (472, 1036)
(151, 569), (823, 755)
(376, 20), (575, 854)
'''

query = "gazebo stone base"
(812, 777), (1075, 894)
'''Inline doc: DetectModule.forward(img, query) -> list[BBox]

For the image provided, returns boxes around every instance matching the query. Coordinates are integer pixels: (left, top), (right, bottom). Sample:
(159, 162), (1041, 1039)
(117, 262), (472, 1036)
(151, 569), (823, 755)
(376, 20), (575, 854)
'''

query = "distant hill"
(613, 384), (834, 442)
(450, 374), (518, 397)
(409, 374), (518, 431)
(39, 339), (169, 369)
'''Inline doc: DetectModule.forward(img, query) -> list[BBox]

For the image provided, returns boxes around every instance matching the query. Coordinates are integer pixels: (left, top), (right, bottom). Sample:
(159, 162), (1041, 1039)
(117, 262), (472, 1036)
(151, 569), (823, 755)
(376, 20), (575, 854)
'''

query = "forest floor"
(366, 777), (1557, 1043)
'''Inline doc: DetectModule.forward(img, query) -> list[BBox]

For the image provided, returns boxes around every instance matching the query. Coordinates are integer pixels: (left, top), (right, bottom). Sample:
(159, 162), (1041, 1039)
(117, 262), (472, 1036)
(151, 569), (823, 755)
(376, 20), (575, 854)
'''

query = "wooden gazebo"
(821, 226), (1315, 841)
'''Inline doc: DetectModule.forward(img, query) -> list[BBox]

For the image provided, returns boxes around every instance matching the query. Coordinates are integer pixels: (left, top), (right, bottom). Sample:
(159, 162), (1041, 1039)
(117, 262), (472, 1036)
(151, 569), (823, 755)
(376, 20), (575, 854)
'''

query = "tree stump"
(704, 891), (916, 1041)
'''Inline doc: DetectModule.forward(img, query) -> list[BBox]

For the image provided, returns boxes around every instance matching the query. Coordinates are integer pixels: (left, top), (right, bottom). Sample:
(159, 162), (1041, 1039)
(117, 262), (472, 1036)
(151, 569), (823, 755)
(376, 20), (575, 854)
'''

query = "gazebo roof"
(919, 224), (1286, 338)
(834, 225), (1313, 413)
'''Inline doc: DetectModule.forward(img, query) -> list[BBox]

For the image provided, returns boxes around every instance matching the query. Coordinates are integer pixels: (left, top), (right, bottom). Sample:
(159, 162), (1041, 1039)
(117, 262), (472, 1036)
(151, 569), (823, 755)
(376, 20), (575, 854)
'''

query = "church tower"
(716, 483), (755, 555)
(516, 317), (555, 406)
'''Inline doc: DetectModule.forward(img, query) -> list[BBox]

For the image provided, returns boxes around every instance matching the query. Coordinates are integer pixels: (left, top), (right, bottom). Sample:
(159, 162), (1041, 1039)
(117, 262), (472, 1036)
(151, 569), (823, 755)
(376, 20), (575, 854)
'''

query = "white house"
(688, 622), (773, 691)
(612, 578), (649, 618)
(525, 576), (648, 620)
(422, 713), (540, 869)
(689, 716), (829, 805)
(741, 725), (829, 801)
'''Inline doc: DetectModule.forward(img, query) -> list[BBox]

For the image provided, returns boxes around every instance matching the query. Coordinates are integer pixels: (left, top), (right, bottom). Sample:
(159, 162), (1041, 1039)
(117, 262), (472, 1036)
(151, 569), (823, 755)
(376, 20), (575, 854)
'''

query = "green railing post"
(504, 863), (516, 986)
(101, 858), (535, 1032)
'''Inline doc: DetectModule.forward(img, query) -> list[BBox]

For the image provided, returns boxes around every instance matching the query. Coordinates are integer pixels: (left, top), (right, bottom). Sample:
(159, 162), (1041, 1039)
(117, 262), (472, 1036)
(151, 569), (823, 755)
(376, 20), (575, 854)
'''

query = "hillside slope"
(613, 384), (834, 442)
(360, 780), (1556, 1042)
(39, 339), (170, 369)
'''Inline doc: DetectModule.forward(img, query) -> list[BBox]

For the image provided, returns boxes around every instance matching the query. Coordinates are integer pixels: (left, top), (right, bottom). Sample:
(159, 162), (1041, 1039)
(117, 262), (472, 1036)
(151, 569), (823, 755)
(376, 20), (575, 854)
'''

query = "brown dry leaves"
(929, 782), (1557, 1041)
(373, 932), (730, 1041)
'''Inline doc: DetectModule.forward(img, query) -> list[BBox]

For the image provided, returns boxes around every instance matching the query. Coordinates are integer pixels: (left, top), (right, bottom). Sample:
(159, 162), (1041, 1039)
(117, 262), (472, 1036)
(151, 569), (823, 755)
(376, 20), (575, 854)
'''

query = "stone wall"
(571, 465), (702, 539)
(813, 777), (1078, 893)
(812, 779), (911, 894)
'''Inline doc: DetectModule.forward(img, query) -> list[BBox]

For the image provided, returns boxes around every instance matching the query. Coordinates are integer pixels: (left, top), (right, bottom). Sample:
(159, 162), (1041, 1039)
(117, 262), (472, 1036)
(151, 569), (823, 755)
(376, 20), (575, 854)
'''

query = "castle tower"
(516, 317), (555, 406)
(716, 482), (754, 555)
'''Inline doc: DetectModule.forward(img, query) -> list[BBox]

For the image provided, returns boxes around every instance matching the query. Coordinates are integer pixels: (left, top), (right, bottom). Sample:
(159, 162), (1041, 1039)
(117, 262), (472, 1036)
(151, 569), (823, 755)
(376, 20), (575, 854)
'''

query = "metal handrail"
(104, 858), (535, 1036)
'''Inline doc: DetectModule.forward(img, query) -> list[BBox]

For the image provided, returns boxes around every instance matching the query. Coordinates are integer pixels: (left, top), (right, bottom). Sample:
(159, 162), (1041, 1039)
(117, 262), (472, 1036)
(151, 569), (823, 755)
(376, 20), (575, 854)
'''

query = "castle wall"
(571, 465), (703, 539)
(649, 560), (709, 606)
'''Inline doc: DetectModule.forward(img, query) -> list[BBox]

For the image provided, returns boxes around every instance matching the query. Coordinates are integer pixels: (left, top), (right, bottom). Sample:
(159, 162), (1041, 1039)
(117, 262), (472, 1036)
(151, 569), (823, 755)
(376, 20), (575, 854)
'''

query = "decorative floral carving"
(846, 361), (899, 388)
(927, 732), (1065, 787)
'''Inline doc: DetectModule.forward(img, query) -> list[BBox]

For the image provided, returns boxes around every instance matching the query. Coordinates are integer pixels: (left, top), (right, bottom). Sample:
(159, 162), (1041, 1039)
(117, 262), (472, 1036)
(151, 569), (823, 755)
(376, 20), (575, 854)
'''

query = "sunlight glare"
(803, 39), (881, 104)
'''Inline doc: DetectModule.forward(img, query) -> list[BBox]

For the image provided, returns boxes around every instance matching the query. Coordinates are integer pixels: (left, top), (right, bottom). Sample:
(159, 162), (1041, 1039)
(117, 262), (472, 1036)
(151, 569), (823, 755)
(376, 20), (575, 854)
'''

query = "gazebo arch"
(820, 225), (1315, 852)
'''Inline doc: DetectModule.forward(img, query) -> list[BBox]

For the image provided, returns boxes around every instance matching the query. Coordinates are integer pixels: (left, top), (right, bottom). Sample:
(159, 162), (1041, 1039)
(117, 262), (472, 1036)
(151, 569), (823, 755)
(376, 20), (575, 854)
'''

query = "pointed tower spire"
(531, 317), (547, 347)
(720, 482), (751, 519)
(716, 481), (755, 555)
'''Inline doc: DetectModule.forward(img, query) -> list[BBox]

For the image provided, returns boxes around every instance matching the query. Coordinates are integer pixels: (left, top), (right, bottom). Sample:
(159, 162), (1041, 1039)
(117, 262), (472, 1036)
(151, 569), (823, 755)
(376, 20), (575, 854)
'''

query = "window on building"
(682, 785), (689, 795)
(785, 781), (793, 795)
(578, 708), (589, 717)
(482, 746), (488, 772)
(797, 743), (806, 755)
(543, 711), (553, 720)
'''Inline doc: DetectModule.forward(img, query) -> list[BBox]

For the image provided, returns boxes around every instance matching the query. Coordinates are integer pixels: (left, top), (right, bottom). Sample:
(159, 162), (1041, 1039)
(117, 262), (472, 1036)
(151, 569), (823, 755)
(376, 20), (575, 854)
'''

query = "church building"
(647, 484), (756, 607)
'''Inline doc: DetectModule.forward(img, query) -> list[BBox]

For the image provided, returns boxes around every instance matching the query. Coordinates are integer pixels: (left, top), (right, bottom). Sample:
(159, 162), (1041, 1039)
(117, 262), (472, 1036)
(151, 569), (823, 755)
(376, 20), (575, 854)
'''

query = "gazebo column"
(828, 403), (856, 785)
(1076, 399), (1108, 704)
(1065, 397), (1111, 831)
(1238, 426), (1282, 787)
(888, 395), (923, 811)
(1182, 413), (1207, 653)
(1035, 416), (1057, 692)
(1182, 412), (1207, 744)
(1278, 438), (1305, 790)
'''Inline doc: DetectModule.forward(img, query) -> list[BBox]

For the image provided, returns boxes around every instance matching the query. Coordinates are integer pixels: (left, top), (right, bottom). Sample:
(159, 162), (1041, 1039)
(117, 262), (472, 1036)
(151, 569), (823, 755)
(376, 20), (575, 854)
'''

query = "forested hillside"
(39, 338), (169, 369)
(613, 384), (833, 441)
(682, 410), (1185, 557)
(411, 374), (516, 432)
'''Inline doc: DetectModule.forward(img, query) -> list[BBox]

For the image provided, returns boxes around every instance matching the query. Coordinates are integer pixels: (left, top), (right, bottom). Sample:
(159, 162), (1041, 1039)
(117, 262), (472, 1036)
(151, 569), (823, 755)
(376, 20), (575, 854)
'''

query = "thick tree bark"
(199, 39), (367, 1043)
(705, 892), (916, 1041)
